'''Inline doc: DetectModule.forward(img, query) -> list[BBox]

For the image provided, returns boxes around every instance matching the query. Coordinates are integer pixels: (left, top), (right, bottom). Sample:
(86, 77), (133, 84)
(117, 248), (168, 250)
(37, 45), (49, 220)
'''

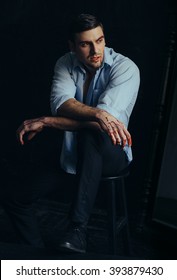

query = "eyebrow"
(79, 35), (105, 45)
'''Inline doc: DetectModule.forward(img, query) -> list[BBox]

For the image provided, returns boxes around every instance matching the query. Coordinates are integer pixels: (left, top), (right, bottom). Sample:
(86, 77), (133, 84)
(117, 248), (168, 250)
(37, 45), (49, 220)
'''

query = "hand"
(16, 117), (45, 145)
(96, 110), (132, 147)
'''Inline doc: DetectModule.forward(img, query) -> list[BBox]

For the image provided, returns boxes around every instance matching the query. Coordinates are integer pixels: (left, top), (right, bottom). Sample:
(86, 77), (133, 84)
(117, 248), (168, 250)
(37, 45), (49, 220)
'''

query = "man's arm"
(57, 98), (132, 147)
(16, 116), (101, 145)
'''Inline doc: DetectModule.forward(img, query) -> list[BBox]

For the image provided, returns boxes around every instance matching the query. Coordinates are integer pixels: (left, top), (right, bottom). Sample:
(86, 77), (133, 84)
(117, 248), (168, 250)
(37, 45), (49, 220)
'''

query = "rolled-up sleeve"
(50, 56), (76, 116)
(97, 58), (140, 126)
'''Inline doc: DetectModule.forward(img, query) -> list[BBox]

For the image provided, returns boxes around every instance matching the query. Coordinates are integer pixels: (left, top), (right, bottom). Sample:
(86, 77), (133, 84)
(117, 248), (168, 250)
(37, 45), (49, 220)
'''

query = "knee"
(78, 130), (108, 149)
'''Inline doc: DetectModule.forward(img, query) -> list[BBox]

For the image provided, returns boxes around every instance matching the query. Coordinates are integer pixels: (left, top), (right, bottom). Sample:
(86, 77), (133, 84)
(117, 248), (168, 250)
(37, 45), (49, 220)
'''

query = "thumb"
(27, 132), (38, 141)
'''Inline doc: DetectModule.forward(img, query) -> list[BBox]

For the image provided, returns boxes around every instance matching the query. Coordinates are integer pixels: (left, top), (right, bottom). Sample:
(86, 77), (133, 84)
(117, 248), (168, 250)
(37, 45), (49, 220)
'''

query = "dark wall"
(0, 0), (175, 230)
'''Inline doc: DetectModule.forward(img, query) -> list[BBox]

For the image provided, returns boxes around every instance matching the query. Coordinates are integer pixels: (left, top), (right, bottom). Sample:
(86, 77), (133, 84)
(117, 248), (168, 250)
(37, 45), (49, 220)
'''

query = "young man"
(15, 14), (140, 253)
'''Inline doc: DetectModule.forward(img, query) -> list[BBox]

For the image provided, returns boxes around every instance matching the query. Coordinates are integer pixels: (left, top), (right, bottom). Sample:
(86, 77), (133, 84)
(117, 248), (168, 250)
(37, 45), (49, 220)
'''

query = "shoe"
(59, 225), (87, 253)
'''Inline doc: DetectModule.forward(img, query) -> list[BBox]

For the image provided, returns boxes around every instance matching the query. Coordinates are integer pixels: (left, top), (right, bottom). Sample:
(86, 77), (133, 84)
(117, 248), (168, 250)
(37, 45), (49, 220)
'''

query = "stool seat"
(102, 169), (129, 181)
(100, 168), (131, 255)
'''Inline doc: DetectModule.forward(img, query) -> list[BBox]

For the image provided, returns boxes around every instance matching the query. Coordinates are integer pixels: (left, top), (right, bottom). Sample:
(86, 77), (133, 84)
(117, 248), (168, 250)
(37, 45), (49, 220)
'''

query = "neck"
(84, 65), (96, 76)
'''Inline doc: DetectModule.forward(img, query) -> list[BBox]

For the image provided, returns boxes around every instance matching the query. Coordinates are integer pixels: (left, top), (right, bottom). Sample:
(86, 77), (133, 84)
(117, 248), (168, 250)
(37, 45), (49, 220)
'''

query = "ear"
(68, 40), (76, 52)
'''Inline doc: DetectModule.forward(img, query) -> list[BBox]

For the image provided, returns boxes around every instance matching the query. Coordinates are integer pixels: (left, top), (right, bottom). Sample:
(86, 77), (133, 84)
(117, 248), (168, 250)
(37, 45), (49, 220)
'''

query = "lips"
(90, 56), (101, 62)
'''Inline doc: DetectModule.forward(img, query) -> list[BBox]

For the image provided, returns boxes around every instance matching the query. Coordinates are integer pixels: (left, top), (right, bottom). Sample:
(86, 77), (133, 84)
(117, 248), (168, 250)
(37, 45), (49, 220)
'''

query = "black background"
(0, 0), (177, 231)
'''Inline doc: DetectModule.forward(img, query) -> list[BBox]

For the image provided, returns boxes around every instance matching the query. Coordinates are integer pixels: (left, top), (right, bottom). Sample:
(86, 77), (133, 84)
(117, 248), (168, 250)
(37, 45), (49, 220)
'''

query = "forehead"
(74, 26), (104, 43)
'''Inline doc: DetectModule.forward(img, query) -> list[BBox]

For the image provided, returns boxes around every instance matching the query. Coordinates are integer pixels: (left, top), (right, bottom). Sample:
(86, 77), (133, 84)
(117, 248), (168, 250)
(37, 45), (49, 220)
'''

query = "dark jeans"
(1, 130), (129, 247)
(71, 130), (129, 226)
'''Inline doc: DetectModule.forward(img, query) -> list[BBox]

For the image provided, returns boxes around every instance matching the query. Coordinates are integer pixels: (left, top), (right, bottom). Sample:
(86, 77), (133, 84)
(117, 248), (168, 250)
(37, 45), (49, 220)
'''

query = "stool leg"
(120, 178), (131, 255)
(107, 180), (117, 255)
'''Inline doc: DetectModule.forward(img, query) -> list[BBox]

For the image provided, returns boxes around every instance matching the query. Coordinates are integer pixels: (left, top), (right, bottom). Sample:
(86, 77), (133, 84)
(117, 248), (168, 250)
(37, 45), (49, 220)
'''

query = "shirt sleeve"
(50, 55), (76, 116)
(96, 58), (140, 126)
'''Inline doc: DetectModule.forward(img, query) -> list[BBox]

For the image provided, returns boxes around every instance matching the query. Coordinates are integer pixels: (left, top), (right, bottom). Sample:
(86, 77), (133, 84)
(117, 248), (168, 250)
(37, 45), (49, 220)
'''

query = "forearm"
(57, 98), (102, 121)
(43, 116), (82, 130)
(17, 115), (102, 145)
(42, 116), (101, 132)
(56, 99), (131, 146)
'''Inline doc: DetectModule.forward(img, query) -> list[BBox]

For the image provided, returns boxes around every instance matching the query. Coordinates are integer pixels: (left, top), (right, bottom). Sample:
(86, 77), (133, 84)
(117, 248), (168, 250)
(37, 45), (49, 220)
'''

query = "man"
(14, 14), (140, 253)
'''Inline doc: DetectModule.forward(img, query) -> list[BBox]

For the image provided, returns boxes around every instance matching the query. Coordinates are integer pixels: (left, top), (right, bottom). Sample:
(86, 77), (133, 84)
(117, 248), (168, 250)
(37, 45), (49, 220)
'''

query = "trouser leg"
(71, 130), (129, 226)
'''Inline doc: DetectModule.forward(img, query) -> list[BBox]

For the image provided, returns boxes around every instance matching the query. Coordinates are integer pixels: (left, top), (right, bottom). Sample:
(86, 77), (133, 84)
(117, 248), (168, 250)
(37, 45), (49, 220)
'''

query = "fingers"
(16, 118), (44, 145)
(106, 120), (132, 147)
(97, 111), (132, 147)
(107, 123), (121, 145)
(97, 110), (132, 147)
(27, 131), (38, 141)
(116, 122), (132, 147)
(109, 122), (122, 144)
(16, 126), (25, 145)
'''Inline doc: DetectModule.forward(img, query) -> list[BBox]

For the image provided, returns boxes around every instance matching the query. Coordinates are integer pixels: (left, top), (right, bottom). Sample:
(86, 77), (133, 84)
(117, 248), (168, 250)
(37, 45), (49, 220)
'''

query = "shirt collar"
(103, 47), (114, 67)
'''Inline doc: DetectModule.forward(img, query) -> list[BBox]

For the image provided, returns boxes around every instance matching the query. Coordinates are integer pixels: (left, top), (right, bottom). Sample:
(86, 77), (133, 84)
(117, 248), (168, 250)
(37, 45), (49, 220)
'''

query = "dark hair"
(68, 13), (103, 42)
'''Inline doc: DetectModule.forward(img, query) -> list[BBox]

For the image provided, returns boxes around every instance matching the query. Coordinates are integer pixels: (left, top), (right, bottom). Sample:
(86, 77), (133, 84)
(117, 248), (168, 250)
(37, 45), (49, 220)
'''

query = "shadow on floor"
(0, 199), (177, 260)
(0, 156), (177, 260)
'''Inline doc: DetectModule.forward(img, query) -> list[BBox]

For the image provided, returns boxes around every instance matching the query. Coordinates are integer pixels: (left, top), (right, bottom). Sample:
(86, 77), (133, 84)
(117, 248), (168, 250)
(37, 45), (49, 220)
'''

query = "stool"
(101, 169), (131, 255)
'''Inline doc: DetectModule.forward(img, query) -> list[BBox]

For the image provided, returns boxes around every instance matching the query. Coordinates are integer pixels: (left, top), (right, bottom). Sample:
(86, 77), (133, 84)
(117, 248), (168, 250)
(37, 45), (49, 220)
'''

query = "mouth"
(90, 56), (101, 63)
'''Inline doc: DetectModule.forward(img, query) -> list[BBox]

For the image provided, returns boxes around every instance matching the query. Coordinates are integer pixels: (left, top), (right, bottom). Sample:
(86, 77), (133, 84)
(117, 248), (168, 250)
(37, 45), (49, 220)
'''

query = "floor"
(0, 156), (177, 260)
(0, 197), (177, 260)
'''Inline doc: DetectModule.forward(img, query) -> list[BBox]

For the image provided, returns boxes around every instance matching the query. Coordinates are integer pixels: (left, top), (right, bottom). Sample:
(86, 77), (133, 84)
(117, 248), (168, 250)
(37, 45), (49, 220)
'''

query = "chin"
(91, 62), (102, 69)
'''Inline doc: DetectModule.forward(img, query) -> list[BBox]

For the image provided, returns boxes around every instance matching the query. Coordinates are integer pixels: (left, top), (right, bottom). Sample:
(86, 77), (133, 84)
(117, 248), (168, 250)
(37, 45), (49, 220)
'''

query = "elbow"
(133, 63), (140, 85)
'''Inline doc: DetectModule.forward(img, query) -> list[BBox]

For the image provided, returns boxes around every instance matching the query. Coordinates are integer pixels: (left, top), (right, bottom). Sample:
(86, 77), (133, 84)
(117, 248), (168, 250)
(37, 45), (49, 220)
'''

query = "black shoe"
(59, 225), (87, 253)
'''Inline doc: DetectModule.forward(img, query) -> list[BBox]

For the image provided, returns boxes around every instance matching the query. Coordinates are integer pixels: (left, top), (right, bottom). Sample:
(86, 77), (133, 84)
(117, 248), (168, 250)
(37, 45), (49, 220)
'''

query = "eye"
(97, 38), (104, 44)
(80, 42), (89, 47)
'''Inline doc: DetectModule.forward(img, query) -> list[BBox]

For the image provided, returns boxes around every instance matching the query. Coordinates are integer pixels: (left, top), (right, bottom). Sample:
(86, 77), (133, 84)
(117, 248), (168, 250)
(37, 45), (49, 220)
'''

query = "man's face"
(70, 26), (105, 70)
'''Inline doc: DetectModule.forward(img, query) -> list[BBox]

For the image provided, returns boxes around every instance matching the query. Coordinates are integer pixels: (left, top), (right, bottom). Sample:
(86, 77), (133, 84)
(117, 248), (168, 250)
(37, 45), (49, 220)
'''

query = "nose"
(90, 43), (98, 55)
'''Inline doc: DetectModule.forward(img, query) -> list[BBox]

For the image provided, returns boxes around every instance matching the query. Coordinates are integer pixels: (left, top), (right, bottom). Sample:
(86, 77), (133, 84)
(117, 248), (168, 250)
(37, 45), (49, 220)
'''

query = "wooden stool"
(101, 169), (131, 255)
